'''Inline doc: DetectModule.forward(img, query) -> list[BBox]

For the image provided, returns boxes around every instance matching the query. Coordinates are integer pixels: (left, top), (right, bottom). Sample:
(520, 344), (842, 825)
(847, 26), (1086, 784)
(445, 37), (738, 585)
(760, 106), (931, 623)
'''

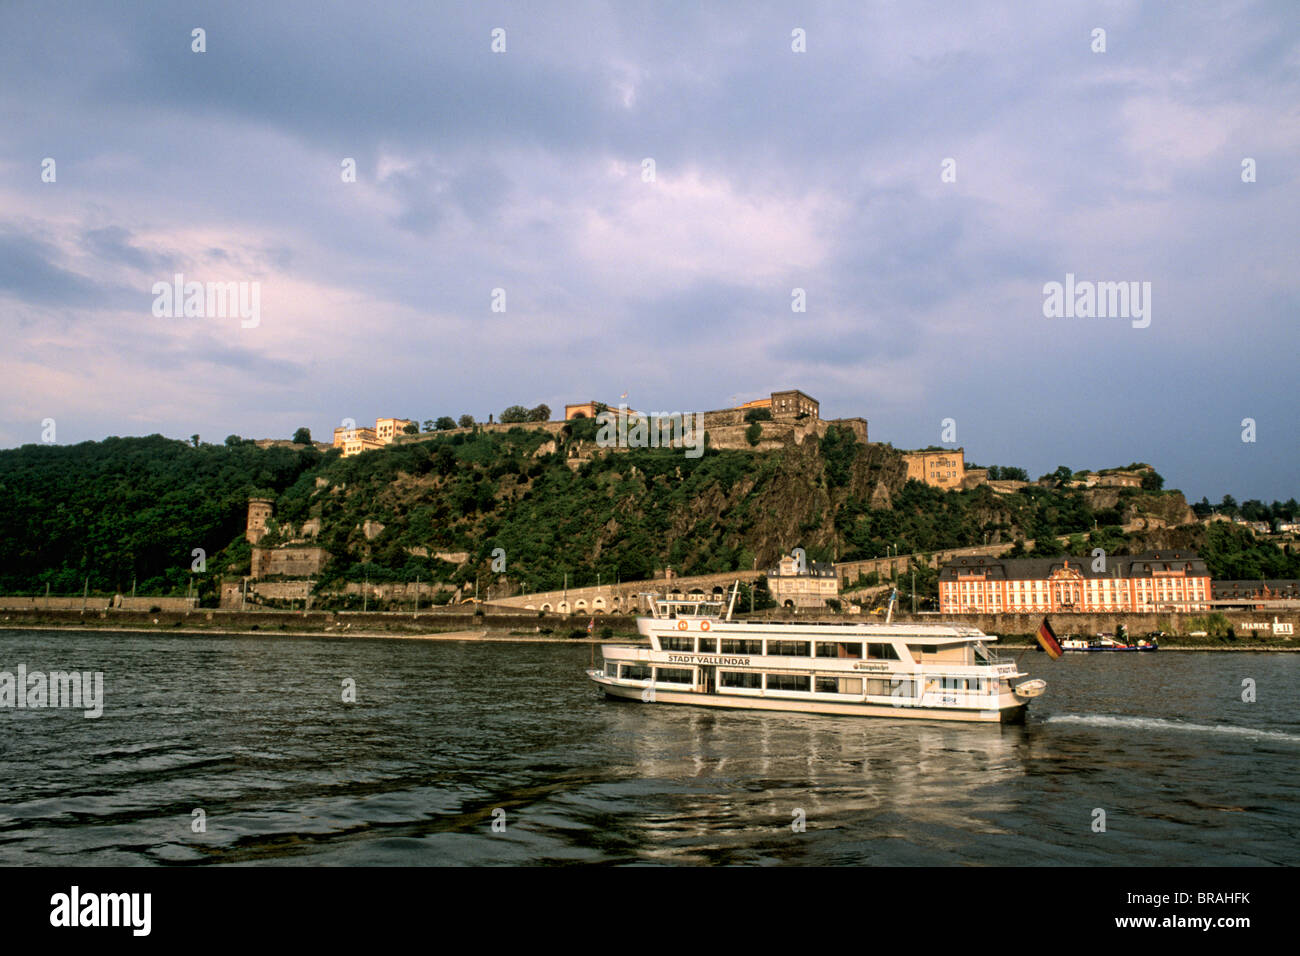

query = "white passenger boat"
(587, 585), (1045, 723)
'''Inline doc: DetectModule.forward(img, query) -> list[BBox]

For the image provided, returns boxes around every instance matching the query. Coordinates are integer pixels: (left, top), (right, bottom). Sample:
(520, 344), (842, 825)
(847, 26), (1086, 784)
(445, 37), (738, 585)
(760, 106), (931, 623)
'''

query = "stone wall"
(0, 595), (198, 611)
(829, 418), (869, 443)
(488, 570), (767, 614)
(0, 606), (640, 634)
(704, 422), (797, 451)
(251, 546), (330, 579)
(834, 543), (1010, 583)
(392, 421), (569, 446)
(391, 412), (868, 458)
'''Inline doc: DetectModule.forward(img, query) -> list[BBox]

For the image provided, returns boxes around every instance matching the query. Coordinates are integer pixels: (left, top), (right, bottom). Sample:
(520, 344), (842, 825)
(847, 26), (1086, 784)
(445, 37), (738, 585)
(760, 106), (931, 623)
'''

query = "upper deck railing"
(648, 597), (725, 619)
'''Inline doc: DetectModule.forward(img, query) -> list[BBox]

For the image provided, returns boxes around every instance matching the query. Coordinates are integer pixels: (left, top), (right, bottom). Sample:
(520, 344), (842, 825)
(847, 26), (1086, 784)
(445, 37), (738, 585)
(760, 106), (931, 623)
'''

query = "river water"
(1, 629), (1296, 865)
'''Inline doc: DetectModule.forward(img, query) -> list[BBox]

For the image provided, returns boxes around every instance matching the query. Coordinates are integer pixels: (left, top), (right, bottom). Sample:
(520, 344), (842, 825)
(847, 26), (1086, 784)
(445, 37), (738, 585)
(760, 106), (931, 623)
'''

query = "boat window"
(865, 677), (896, 696)
(816, 642), (864, 658)
(697, 638), (717, 654)
(721, 639), (763, 655)
(765, 673), (811, 692)
(867, 642), (900, 660)
(720, 671), (762, 689)
(653, 667), (693, 684)
(661, 636), (693, 652)
(766, 640), (811, 657)
(815, 676), (864, 694)
(622, 664), (651, 681)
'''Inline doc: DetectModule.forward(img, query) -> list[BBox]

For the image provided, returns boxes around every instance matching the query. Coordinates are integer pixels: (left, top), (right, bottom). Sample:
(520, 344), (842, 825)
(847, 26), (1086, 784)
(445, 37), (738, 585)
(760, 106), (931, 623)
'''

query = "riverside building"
(938, 551), (1212, 614)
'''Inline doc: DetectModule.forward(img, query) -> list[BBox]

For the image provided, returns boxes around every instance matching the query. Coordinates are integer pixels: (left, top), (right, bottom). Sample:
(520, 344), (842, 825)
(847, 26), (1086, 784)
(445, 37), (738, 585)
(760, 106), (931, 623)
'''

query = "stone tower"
(246, 498), (274, 545)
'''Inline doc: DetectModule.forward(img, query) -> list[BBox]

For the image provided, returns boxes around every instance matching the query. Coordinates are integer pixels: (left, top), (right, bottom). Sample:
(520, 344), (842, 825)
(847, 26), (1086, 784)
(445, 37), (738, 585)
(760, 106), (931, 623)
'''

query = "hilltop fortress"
(384, 388), (869, 457)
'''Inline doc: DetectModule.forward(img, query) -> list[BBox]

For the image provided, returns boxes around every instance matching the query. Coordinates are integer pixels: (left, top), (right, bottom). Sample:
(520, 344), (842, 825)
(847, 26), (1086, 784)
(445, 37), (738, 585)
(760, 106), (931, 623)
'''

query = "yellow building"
(332, 417), (413, 457)
(565, 401), (641, 420)
(375, 417), (415, 442)
(903, 448), (966, 489)
(564, 402), (606, 420)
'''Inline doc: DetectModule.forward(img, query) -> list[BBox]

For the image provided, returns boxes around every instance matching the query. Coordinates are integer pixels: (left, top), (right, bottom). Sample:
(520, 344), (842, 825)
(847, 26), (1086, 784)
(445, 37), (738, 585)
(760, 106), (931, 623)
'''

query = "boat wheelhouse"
(586, 587), (1046, 723)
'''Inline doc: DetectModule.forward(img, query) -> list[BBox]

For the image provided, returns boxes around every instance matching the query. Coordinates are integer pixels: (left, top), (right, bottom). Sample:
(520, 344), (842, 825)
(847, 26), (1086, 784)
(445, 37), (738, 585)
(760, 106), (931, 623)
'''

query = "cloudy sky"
(1, 1), (1296, 502)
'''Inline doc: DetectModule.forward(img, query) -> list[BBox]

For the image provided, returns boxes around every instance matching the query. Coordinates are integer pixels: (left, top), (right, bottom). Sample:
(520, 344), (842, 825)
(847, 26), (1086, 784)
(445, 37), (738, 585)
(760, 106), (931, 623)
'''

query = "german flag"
(1036, 617), (1063, 659)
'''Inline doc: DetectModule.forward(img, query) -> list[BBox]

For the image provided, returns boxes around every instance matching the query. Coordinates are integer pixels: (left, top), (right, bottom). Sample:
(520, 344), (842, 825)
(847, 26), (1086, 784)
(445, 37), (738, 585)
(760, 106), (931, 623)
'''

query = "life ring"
(700, 621), (711, 631)
(677, 620), (688, 631)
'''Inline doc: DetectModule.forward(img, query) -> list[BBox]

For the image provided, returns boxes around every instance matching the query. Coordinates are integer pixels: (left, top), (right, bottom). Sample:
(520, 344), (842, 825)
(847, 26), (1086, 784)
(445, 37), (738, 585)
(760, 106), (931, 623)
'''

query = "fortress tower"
(246, 498), (274, 545)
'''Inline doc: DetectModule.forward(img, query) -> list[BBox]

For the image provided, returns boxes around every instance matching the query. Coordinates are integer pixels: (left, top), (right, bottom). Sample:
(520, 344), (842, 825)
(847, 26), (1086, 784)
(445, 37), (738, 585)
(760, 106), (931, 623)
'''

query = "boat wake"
(1047, 713), (1300, 744)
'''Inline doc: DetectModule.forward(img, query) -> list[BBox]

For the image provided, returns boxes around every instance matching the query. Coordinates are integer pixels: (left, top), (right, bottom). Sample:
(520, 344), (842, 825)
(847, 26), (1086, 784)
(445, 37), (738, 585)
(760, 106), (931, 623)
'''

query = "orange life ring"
(677, 620), (688, 631)
(700, 621), (711, 631)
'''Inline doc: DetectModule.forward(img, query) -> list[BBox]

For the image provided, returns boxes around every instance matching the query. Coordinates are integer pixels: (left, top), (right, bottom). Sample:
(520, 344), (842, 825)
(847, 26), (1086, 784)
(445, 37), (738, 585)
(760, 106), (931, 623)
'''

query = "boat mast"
(725, 580), (739, 621)
(885, 588), (897, 624)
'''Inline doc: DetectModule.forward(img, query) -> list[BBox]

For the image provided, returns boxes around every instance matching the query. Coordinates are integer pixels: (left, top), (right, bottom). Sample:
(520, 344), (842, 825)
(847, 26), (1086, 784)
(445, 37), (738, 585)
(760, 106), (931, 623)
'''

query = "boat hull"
(588, 671), (1028, 723)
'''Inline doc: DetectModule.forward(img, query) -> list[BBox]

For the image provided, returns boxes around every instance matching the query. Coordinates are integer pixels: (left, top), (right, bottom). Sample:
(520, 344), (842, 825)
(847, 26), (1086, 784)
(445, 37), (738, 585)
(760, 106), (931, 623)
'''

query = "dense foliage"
(0, 436), (324, 597)
(1, 429), (1294, 606)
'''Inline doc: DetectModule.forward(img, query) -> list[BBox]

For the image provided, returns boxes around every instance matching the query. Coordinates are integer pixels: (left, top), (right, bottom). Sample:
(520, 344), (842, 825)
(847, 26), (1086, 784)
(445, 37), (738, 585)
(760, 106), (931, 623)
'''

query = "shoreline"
(996, 642), (1297, 652)
(1, 623), (1295, 650)
(0, 624), (625, 644)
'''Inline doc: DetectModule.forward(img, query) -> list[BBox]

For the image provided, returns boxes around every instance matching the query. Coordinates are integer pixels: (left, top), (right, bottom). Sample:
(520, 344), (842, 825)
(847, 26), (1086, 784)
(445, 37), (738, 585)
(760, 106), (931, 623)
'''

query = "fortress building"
(245, 498), (274, 545)
(903, 448), (966, 489)
(761, 389), (820, 421)
(561, 388), (866, 450)
(242, 497), (330, 582)
(333, 417), (415, 457)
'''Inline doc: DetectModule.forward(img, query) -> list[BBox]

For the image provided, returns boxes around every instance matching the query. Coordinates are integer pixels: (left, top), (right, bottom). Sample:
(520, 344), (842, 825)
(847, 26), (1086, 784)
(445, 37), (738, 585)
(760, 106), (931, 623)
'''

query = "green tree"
(1240, 499), (1266, 521)
(820, 424), (859, 488)
(403, 422), (418, 435)
(745, 422), (762, 446)
(458, 415), (475, 429)
(500, 406), (530, 424)
(1141, 469), (1164, 491)
(436, 416), (456, 431)
(528, 404), (552, 422)
(1030, 534), (1064, 557)
(1043, 465), (1073, 485)
(292, 427), (312, 444)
